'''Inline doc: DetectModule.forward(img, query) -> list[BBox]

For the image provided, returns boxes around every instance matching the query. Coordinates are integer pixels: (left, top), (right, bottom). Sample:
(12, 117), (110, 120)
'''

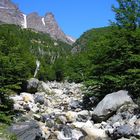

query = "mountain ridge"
(0, 0), (75, 45)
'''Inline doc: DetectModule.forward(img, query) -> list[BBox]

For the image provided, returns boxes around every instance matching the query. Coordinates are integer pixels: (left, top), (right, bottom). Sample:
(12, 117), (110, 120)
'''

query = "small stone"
(33, 114), (41, 121)
(57, 116), (67, 124)
(66, 111), (77, 122)
(41, 126), (51, 139)
(35, 95), (45, 105)
(113, 122), (121, 128)
(128, 116), (137, 126)
(135, 119), (140, 125)
(20, 92), (34, 103)
(72, 129), (83, 140)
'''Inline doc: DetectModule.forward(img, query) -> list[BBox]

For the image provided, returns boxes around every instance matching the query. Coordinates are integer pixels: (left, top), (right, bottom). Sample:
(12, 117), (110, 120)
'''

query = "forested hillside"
(0, 24), (71, 94)
(0, 24), (72, 123)
(64, 26), (140, 103)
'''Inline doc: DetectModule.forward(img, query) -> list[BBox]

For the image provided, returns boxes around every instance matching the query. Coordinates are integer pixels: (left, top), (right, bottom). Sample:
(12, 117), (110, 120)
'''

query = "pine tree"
(112, 0), (140, 30)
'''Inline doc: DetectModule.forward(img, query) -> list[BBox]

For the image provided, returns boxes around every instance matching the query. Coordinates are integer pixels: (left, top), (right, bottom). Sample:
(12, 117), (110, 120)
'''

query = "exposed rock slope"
(0, 0), (75, 44)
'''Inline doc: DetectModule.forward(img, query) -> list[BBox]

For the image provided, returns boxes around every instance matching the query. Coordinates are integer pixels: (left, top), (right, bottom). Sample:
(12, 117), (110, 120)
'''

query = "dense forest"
(0, 24), (72, 123)
(0, 0), (140, 126)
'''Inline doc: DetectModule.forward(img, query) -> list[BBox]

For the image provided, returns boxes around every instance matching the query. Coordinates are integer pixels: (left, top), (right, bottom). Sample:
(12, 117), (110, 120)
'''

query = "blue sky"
(12, 0), (117, 38)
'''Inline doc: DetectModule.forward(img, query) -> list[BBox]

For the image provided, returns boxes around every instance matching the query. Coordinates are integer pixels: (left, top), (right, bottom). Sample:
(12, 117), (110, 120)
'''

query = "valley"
(0, 0), (140, 140)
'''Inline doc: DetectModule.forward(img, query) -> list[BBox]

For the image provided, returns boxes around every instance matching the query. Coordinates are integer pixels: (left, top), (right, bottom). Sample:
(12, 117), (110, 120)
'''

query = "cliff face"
(0, 0), (23, 26)
(0, 0), (75, 44)
(44, 12), (73, 44)
(27, 12), (45, 32)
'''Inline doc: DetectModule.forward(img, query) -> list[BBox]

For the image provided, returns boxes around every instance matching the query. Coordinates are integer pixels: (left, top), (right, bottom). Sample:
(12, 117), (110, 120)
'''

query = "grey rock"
(69, 99), (82, 110)
(44, 12), (73, 45)
(71, 129), (84, 140)
(37, 81), (51, 93)
(27, 78), (39, 93)
(107, 103), (139, 127)
(112, 124), (135, 139)
(134, 125), (140, 138)
(92, 90), (133, 122)
(0, 0), (23, 26)
(9, 120), (43, 140)
(41, 113), (55, 123)
(27, 12), (45, 32)
(23, 104), (31, 111)
(33, 114), (41, 121)
(81, 120), (110, 140)
(77, 110), (90, 122)
(61, 125), (72, 138)
(35, 95), (44, 105)
(0, 1), (75, 44)
(56, 115), (67, 124)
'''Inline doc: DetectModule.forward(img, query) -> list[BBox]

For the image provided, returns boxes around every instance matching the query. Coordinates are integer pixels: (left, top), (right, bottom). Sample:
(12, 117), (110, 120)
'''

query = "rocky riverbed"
(9, 78), (140, 140)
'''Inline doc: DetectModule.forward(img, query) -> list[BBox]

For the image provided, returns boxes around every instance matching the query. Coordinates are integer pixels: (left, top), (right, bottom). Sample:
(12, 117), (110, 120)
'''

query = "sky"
(12, 0), (118, 38)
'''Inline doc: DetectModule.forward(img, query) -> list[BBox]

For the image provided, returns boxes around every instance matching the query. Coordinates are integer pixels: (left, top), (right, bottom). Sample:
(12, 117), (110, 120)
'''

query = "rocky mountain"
(0, 0), (23, 26)
(0, 0), (75, 45)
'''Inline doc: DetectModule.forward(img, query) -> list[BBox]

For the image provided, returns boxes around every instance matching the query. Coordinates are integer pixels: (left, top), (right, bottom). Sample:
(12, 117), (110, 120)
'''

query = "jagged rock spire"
(0, 0), (75, 44)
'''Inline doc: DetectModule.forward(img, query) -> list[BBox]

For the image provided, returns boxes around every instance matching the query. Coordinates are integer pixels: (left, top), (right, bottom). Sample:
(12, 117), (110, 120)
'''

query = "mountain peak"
(0, 0), (75, 44)
(45, 12), (54, 17)
(0, 0), (18, 9)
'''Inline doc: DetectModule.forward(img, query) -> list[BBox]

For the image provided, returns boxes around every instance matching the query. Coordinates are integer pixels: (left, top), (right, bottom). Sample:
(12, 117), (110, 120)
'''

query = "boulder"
(107, 103), (138, 125)
(66, 111), (78, 122)
(61, 125), (72, 138)
(51, 89), (63, 95)
(24, 103), (39, 113)
(69, 99), (82, 110)
(10, 95), (23, 102)
(20, 92), (34, 103)
(37, 81), (51, 93)
(92, 90), (133, 122)
(112, 124), (135, 139)
(34, 95), (44, 105)
(77, 110), (90, 122)
(72, 122), (87, 129)
(13, 103), (23, 111)
(27, 78), (39, 93)
(71, 129), (83, 140)
(56, 126), (83, 140)
(40, 126), (50, 139)
(9, 120), (42, 140)
(81, 120), (110, 140)
(33, 114), (41, 121)
(56, 115), (67, 124)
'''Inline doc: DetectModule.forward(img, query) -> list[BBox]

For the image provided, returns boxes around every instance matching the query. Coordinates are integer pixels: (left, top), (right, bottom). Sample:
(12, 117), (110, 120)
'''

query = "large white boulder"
(37, 81), (51, 93)
(82, 120), (110, 140)
(92, 90), (133, 122)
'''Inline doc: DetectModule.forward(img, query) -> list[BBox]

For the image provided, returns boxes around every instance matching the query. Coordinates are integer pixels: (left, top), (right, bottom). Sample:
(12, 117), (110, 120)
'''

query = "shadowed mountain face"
(0, 0), (75, 44)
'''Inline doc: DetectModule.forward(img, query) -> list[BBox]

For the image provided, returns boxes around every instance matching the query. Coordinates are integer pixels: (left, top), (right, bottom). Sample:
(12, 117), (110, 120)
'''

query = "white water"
(34, 60), (40, 77)
(42, 17), (45, 26)
(22, 14), (27, 28)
